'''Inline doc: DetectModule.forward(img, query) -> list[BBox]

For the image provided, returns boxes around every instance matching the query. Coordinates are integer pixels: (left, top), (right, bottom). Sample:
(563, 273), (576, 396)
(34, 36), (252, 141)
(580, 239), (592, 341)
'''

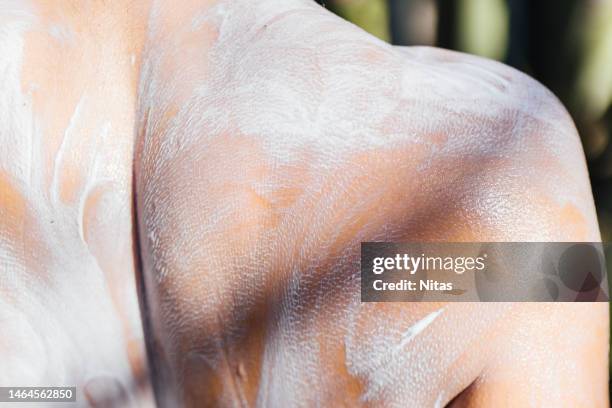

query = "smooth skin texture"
(0, 0), (609, 407)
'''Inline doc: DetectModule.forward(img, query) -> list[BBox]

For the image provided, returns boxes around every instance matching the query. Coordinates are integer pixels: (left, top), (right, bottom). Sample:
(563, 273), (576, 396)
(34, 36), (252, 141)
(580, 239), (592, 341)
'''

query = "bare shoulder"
(381, 45), (600, 242)
(138, 0), (601, 250)
(134, 2), (607, 406)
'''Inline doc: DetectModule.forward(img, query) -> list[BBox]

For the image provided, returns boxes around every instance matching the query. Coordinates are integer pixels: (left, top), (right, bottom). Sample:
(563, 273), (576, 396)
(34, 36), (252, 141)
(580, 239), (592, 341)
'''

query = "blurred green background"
(317, 0), (612, 242)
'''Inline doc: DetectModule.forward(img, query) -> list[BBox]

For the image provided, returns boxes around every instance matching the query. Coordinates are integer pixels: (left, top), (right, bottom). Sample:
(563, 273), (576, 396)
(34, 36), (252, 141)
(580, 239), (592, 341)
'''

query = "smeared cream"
(0, 2), (152, 406)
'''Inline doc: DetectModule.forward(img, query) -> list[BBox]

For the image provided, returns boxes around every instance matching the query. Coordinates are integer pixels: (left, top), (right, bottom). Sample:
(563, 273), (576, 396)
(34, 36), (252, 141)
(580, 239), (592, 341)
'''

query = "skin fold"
(0, 0), (608, 407)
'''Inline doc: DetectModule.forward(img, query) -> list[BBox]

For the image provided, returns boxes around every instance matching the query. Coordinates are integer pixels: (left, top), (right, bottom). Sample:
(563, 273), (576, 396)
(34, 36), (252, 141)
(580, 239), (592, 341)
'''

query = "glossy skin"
(0, 0), (608, 407)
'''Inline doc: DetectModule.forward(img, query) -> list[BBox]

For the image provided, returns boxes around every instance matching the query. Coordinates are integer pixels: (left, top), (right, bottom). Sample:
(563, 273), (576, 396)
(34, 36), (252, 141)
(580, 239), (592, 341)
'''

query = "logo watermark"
(361, 242), (610, 302)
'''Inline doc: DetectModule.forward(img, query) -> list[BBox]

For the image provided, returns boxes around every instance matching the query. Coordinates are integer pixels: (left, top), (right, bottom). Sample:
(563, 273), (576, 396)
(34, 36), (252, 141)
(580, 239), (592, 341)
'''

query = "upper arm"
(409, 50), (608, 407)
(449, 303), (609, 407)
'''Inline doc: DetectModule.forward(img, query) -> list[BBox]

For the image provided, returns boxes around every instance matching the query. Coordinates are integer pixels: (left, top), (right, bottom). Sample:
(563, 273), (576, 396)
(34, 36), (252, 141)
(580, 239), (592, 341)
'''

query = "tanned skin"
(0, 1), (608, 407)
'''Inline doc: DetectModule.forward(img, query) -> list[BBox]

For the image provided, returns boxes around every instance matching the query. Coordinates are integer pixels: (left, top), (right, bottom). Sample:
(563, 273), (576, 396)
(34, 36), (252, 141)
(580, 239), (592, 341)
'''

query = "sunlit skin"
(0, 1), (608, 407)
